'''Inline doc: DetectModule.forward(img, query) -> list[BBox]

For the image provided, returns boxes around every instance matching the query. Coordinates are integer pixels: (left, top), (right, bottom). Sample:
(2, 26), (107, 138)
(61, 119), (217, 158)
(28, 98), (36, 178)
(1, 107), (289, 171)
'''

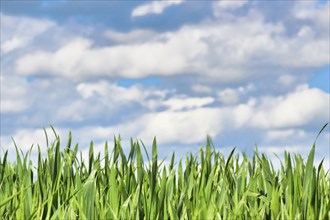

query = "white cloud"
(251, 85), (329, 129)
(76, 80), (167, 103)
(218, 88), (240, 105)
(277, 74), (297, 87)
(2, 37), (23, 53)
(0, 75), (29, 113)
(258, 138), (330, 171)
(77, 81), (146, 102)
(15, 31), (207, 79)
(16, 38), (93, 77)
(213, 0), (247, 19)
(217, 84), (255, 105)
(53, 80), (169, 122)
(104, 29), (157, 43)
(163, 96), (214, 111)
(2, 3), (330, 170)
(266, 129), (307, 141)
(44, 83), (330, 147)
(14, 9), (329, 83)
(213, 0), (247, 11)
(58, 83), (329, 145)
(0, 13), (55, 53)
(135, 108), (224, 144)
(131, 0), (183, 17)
(293, 1), (330, 30)
(191, 84), (213, 94)
(0, 127), (67, 153)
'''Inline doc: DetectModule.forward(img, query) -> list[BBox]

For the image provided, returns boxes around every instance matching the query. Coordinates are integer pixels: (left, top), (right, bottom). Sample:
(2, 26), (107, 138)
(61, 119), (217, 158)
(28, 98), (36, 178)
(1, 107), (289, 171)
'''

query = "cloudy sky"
(1, 0), (329, 168)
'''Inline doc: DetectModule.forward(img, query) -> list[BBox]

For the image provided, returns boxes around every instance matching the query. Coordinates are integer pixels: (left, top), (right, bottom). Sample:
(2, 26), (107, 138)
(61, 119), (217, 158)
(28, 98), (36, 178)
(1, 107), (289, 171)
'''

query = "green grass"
(0, 124), (329, 219)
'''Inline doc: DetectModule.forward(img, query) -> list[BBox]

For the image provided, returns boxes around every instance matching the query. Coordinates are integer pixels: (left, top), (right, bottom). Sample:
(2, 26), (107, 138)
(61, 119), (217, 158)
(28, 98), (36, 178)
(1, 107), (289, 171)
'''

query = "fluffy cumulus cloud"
(0, 75), (29, 113)
(13, 6), (329, 84)
(293, 1), (330, 30)
(0, 13), (55, 53)
(1, 1), (329, 169)
(104, 29), (157, 44)
(213, 0), (247, 15)
(250, 85), (329, 129)
(131, 0), (183, 17)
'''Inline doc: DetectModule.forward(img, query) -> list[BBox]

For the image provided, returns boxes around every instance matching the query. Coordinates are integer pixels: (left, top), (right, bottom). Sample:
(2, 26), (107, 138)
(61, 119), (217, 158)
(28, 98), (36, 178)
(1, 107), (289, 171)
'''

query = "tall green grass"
(0, 124), (329, 219)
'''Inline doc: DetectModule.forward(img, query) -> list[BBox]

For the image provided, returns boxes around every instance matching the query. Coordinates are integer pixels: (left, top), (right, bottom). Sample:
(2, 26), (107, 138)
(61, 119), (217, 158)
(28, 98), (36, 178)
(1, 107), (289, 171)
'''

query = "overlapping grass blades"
(0, 124), (329, 219)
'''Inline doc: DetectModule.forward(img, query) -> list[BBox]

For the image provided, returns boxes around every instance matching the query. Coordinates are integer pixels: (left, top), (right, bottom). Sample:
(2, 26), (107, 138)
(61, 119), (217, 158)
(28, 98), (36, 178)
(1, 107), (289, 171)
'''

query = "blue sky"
(1, 0), (329, 168)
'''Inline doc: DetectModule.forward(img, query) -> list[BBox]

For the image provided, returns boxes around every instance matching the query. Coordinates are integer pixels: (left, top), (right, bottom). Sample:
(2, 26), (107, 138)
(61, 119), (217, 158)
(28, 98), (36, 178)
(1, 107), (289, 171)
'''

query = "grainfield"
(0, 125), (329, 219)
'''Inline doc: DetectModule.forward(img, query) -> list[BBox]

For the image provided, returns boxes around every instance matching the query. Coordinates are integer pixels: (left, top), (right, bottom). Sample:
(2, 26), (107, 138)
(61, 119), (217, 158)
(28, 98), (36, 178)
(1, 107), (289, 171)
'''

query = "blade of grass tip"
(12, 138), (23, 169)
(136, 142), (144, 185)
(0, 150), (8, 181)
(50, 125), (59, 139)
(304, 124), (328, 189)
(140, 140), (150, 164)
(170, 152), (175, 171)
(315, 123), (328, 141)
(105, 141), (109, 177)
(113, 136), (120, 164)
(24, 144), (34, 167)
(225, 147), (236, 171)
(206, 135), (216, 163)
(89, 141), (94, 175)
(73, 143), (79, 165)
(317, 159), (324, 179)
(43, 127), (49, 147)
(152, 137), (158, 162)
(66, 131), (72, 149)
(205, 136), (212, 176)
(52, 138), (61, 187)
(128, 138), (135, 162)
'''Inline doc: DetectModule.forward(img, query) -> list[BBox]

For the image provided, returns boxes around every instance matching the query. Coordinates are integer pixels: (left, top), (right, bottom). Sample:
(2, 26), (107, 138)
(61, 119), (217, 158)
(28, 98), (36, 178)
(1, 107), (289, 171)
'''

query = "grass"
(0, 124), (329, 219)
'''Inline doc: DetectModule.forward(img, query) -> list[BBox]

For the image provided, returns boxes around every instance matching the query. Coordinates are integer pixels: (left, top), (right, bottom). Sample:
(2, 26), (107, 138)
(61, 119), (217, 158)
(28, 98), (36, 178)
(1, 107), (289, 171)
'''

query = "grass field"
(0, 124), (329, 219)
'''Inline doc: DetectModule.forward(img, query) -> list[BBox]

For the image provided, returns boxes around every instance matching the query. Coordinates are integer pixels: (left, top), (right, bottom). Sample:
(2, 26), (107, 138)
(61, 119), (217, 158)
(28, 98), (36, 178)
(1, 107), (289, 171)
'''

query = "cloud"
(0, 13), (55, 53)
(1, 2), (329, 170)
(191, 84), (213, 94)
(277, 75), (297, 87)
(0, 75), (30, 113)
(293, 1), (330, 30)
(131, 0), (183, 18)
(2, 83), (328, 169)
(162, 96), (214, 111)
(213, 0), (247, 15)
(54, 80), (169, 122)
(251, 85), (329, 129)
(76, 80), (167, 103)
(104, 29), (157, 44)
(217, 84), (254, 105)
(15, 24), (210, 79)
(13, 7), (329, 84)
(76, 80), (158, 101)
(266, 129), (307, 141)
(127, 107), (225, 144)
(64, 84), (328, 146)
(16, 38), (93, 78)
(0, 127), (68, 153)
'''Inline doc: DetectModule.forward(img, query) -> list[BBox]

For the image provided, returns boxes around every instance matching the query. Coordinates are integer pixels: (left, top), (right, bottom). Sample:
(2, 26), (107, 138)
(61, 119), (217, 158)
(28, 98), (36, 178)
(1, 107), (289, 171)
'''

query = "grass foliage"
(0, 125), (329, 219)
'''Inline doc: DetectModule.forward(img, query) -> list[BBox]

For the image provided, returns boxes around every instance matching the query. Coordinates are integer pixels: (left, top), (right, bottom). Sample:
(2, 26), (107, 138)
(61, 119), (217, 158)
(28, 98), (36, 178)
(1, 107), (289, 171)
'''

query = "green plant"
(0, 124), (329, 219)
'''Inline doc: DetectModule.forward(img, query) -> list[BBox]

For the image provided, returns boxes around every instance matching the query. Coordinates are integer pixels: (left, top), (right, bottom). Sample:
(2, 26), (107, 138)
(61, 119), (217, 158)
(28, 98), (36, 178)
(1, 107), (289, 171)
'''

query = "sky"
(1, 0), (329, 169)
